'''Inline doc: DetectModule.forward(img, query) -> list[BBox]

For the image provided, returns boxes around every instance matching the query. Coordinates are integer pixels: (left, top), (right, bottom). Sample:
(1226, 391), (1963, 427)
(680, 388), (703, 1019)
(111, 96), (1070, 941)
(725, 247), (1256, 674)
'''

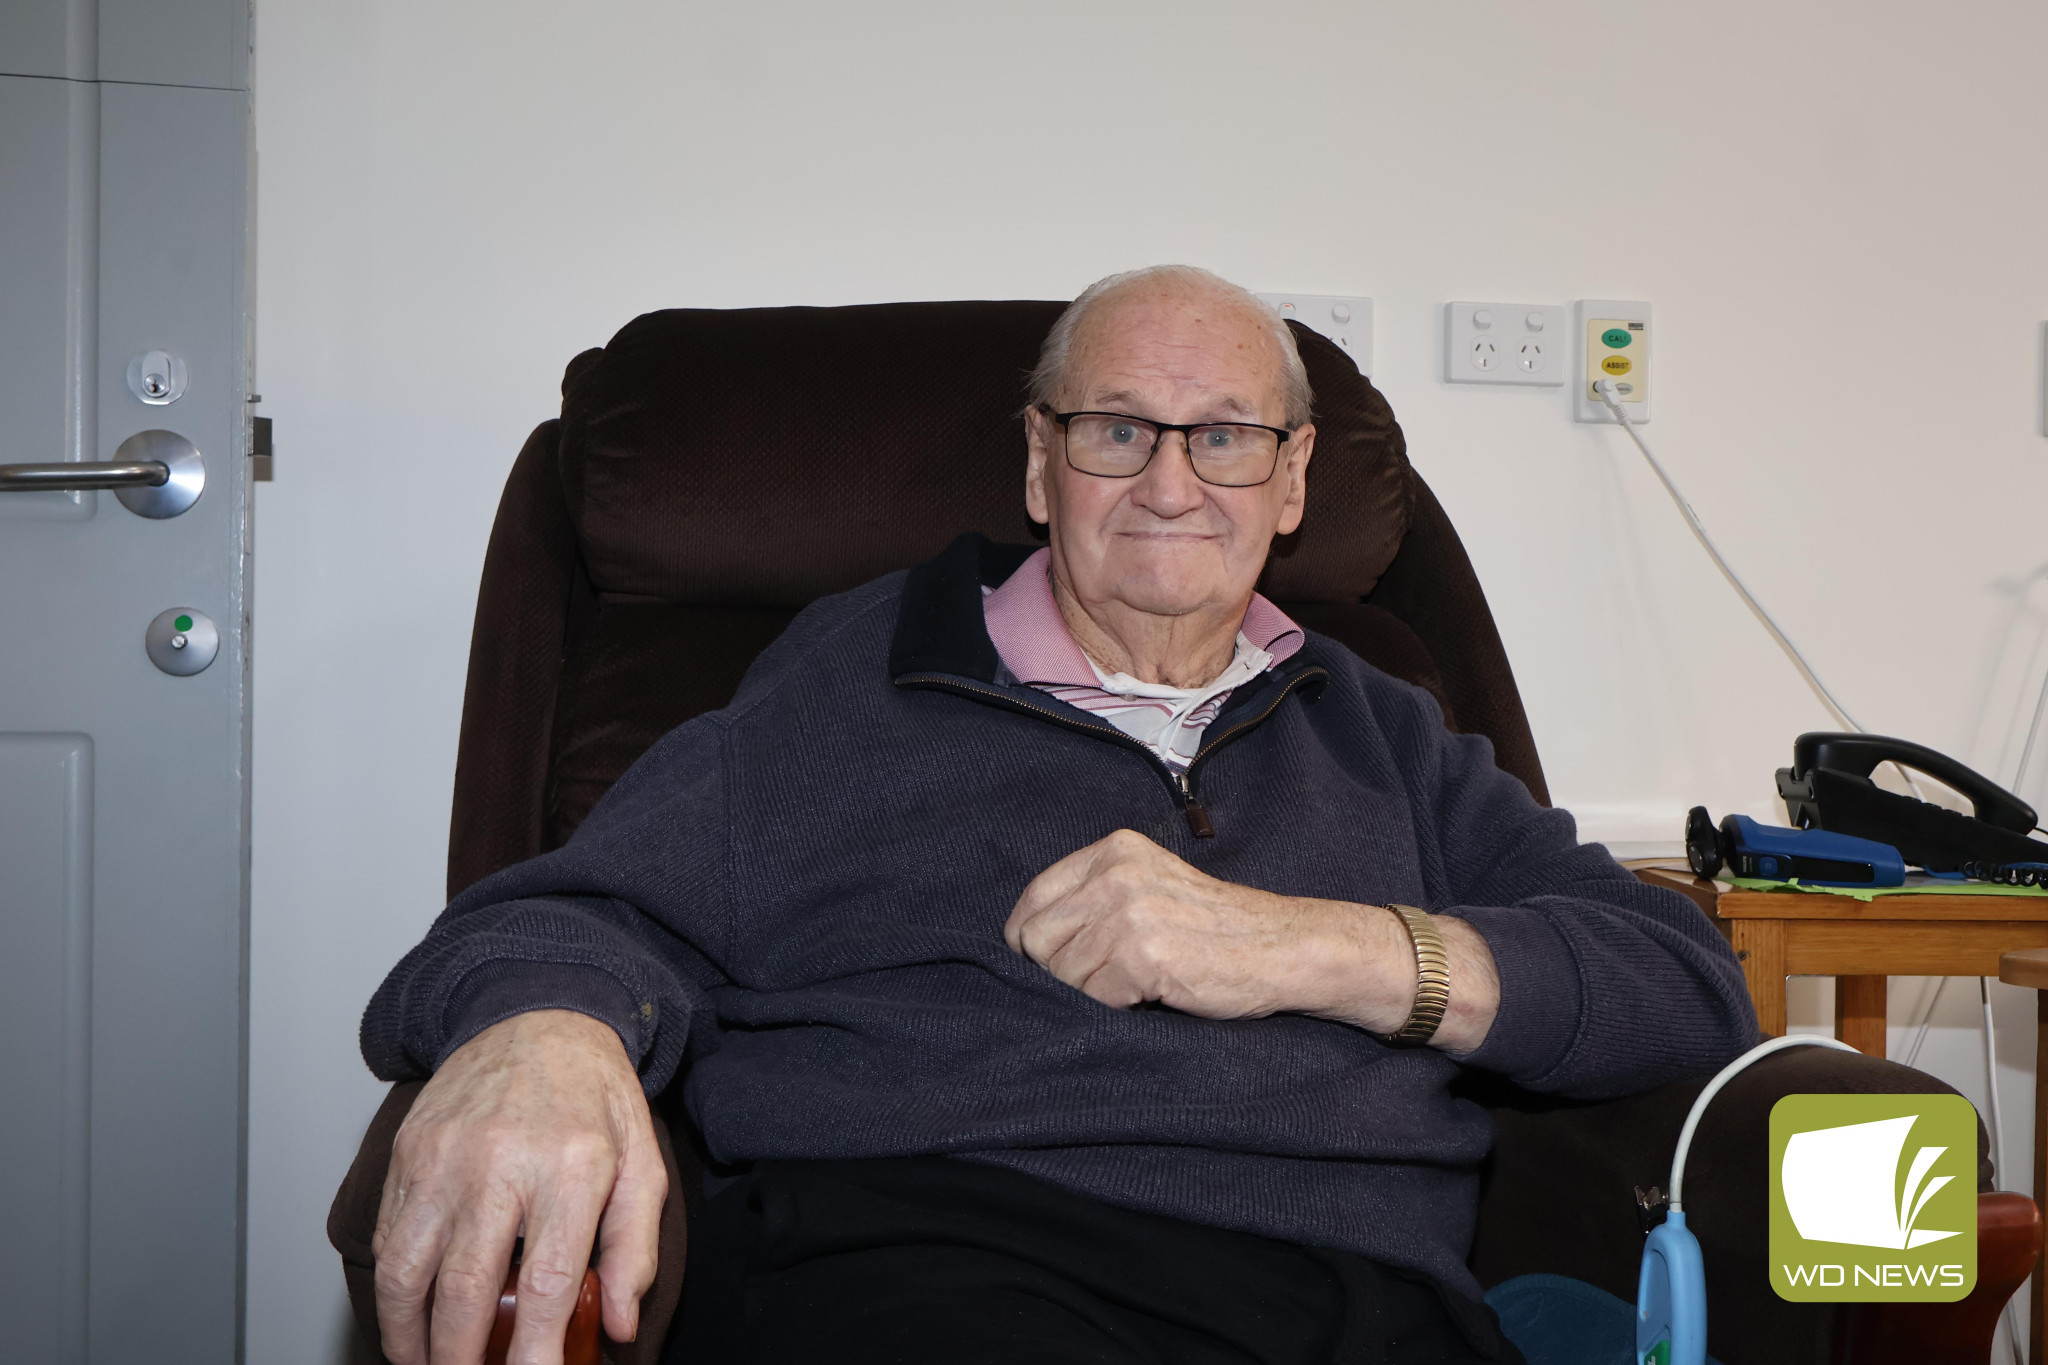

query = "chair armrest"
(1465, 1047), (1994, 1365)
(1832, 1191), (2040, 1365)
(328, 1081), (690, 1364)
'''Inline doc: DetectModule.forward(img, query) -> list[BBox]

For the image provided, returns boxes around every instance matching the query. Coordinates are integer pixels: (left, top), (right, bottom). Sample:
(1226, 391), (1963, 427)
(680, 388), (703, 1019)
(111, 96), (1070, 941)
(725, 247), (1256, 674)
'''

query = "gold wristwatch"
(1383, 904), (1451, 1045)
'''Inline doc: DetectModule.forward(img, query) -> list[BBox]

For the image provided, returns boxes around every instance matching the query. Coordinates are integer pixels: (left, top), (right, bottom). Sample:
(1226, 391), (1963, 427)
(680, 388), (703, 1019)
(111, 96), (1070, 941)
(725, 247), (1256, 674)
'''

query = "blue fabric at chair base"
(1484, 1274), (1725, 1365)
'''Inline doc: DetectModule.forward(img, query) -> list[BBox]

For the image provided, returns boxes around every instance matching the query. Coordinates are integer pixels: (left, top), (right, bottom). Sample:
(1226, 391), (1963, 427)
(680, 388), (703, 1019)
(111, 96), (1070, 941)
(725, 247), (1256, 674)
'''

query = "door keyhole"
(126, 349), (188, 406)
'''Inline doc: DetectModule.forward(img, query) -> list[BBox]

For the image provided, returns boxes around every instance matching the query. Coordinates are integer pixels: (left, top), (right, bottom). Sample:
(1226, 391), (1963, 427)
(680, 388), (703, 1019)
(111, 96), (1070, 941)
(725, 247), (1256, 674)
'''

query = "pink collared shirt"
(982, 547), (1304, 771)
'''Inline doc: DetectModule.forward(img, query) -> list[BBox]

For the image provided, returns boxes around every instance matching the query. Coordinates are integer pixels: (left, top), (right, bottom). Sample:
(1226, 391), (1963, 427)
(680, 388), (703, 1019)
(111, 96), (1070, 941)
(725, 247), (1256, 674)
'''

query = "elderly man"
(363, 266), (1755, 1365)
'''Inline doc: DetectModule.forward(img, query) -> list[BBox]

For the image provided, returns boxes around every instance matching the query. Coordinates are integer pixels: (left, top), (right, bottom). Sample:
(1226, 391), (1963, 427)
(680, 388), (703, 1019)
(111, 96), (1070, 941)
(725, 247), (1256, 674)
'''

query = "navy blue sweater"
(363, 535), (1757, 1298)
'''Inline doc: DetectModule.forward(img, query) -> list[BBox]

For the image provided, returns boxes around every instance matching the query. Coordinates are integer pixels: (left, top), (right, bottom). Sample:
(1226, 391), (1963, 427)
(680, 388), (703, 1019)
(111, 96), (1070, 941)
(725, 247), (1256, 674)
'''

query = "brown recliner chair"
(329, 301), (2035, 1364)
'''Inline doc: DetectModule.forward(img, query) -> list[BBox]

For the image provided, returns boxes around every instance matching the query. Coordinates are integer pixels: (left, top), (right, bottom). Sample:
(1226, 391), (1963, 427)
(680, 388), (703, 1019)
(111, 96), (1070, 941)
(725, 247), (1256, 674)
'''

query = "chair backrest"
(446, 301), (1547, 899)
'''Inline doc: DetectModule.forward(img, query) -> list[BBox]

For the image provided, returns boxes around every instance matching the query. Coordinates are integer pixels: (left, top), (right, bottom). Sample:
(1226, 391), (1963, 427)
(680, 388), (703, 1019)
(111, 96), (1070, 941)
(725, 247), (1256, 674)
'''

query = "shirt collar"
(983, 546), (1304, 687)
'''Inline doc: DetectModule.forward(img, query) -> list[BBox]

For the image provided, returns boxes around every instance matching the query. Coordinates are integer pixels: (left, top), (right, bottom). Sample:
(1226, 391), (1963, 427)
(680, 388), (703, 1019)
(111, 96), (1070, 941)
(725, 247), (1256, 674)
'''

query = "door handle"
(0, 460), (170, 490)
(0, 430), (205, 518)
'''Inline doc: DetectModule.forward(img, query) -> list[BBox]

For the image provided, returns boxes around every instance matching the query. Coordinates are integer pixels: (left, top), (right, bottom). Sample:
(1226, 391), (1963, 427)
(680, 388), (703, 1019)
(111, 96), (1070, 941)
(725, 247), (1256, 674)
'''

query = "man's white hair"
(1028, 265), (1314, 430)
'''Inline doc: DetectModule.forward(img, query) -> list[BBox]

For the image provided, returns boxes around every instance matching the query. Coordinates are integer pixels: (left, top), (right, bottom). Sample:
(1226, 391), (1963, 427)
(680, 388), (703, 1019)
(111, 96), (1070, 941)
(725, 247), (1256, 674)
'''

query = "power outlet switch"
(1257, 293), (1373, 377)
(1573, 299), (1652, 423)
(1443, 303), (1566, 387)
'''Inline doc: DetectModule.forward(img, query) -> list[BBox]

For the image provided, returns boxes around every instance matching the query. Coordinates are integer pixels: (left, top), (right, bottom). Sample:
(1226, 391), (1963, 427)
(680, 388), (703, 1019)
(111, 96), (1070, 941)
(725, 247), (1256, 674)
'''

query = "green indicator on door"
(1600, 327), (1632, 349)
(174, 614), (193, 632)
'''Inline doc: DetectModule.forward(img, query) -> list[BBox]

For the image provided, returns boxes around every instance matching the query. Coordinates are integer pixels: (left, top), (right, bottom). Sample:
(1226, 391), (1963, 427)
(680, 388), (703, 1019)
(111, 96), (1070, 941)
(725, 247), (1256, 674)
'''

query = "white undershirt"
(1061, 634), (1276, 770)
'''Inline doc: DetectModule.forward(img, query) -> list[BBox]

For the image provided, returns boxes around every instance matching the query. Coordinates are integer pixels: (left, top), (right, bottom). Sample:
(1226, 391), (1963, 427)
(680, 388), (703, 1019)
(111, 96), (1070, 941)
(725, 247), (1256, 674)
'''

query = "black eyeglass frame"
(1037, 406), (1299, 488)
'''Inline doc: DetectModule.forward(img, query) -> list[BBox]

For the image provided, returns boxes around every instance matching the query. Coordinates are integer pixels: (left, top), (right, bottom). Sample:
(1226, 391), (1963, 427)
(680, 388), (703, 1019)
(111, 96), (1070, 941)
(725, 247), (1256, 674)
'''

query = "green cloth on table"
(1722, 874), (2048, 903)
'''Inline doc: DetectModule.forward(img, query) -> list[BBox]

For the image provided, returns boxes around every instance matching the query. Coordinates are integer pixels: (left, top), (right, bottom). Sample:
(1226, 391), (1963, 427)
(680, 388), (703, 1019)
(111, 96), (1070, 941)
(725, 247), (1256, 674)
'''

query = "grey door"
(1, 2), (254, 1359)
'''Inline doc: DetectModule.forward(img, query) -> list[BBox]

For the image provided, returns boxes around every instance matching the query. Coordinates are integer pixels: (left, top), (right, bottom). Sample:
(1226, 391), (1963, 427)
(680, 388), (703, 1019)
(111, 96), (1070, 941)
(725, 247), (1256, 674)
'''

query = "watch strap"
(1383, 903), (1451, 1045)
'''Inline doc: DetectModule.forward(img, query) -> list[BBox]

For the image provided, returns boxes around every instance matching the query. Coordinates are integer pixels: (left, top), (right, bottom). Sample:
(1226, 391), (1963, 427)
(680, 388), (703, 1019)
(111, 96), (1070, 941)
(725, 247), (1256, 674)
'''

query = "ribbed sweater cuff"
(1440, 904), (1582, 1082)
(438, 960), (648, 1070)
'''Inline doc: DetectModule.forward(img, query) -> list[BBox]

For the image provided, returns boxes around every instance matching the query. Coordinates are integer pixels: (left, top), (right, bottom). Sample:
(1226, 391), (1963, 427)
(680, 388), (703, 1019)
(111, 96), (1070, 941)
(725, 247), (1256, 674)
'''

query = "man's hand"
(1004, 829), (1500, 1051)
(372, 1009), (667, 1365)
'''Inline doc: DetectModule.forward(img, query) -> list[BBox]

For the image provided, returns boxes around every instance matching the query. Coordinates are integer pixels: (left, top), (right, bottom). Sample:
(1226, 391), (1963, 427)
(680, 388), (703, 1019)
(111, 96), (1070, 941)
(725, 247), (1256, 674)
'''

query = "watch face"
(1685, 806), (1723, 879)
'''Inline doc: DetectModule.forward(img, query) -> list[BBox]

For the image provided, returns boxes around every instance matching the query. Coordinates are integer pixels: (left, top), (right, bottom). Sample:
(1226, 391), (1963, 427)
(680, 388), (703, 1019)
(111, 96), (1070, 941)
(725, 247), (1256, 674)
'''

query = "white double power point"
(1443, 303), (1566, 387)
(1258, 293), (1373, 377)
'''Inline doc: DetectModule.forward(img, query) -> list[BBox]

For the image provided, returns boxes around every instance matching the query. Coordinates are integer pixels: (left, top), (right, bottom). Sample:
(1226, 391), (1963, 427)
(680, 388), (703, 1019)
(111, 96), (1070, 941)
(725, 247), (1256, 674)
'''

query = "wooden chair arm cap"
(485, 1264), (602, 1365)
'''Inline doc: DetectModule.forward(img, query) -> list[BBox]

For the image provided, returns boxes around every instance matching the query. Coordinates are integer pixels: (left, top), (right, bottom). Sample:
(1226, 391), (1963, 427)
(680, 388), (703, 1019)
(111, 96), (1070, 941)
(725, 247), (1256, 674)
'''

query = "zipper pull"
(1176, 772), (1216, 838)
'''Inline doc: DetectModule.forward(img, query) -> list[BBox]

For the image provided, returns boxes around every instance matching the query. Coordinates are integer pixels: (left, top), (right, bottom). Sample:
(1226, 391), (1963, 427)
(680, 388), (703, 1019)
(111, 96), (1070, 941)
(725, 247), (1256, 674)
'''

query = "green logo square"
(1769, 1093), (1978, 1301)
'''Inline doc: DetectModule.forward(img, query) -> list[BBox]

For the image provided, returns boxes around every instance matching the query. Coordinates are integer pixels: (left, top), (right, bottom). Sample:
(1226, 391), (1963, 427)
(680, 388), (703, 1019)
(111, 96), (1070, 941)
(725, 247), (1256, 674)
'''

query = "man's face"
(1024, 286), (1314, 624)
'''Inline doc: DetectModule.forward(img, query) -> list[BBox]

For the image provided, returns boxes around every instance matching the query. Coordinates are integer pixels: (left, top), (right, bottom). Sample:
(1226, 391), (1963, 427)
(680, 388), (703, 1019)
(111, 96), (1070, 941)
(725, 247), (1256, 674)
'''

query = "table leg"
(2033, 991), (2046, 1365)
(1728, 921), (1787, 1036)
(1833, 975), (1888, 1057)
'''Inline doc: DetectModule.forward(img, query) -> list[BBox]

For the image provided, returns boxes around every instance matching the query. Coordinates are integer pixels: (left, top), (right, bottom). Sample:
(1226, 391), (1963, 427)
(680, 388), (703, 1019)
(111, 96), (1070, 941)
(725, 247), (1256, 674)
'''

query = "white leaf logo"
(1781, 1115), (1961, 1250)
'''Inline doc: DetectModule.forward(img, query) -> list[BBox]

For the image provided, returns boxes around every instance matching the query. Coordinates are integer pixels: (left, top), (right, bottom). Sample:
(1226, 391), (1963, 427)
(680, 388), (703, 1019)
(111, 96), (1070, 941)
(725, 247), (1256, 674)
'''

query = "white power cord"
(1905, 982), (2017, 1362)
(1593, 381), (2028, 1364)
(1593, 380), (1926, 805)
(1980, 977), (2025, 1365)
(1667, 1034), (1861, 1212)
(2016, 663), (2048, 818)
(1594, 380), (1864, 732)
(1981, 977), (2010, 1181)
(1899, 976), (1948, 1070)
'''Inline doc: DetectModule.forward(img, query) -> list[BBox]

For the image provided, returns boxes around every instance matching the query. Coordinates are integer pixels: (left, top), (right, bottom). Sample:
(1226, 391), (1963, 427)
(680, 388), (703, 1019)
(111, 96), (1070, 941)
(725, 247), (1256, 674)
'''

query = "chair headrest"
(557, 300), (1412, 608)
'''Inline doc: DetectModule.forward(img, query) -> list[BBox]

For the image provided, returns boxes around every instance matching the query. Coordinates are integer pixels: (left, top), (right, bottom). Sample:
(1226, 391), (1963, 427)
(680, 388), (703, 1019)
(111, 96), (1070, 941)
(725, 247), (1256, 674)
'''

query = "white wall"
(247, 2), (2048, 1358)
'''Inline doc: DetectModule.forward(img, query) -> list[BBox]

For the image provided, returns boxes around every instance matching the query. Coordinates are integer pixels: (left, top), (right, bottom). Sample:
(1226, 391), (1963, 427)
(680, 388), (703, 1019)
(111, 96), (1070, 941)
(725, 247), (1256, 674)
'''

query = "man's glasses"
(1041, 408), (1294, 488)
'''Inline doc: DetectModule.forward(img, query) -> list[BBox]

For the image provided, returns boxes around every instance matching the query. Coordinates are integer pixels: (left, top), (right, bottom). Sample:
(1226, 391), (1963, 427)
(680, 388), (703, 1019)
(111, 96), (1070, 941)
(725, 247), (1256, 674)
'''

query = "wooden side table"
(1633, 863), (2048, 1355)
(1634, 863), (2048, 1051)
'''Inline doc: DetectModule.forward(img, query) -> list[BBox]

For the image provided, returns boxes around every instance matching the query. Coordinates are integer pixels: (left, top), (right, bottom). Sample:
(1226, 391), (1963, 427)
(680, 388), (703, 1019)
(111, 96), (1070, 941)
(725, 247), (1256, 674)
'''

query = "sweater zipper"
(895, 666), (1327, 839)
(895, 672), (1203, 829)
(1183, 666), (1329, 796)
(1172, 770), (1215, 839)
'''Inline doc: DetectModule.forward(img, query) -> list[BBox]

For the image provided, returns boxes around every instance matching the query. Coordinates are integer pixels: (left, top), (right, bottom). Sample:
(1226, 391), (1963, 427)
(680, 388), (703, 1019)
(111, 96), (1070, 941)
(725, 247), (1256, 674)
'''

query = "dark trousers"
(667, 1156), (1522, 1365)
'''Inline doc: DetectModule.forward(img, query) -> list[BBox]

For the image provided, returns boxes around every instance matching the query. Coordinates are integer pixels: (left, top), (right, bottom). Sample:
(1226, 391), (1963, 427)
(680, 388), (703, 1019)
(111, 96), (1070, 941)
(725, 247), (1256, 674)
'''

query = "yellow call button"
(1601, 355), (1633, 376)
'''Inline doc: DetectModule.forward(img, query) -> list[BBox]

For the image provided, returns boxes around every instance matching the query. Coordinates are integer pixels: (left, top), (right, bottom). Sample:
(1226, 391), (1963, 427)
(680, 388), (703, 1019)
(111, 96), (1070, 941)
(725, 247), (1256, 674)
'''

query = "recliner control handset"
(1636, 1035), (1860, 1365)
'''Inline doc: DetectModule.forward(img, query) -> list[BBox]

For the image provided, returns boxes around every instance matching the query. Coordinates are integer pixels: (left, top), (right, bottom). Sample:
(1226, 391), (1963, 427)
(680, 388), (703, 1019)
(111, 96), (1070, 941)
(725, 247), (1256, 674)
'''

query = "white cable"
(2015, 663), (2048, 797)
(1595, 381), (1863, 732)
(1899, 975), (1947, 1070)
(1668, 1034), (1861, 1211)
(1982, 978), (2008, 1182)
(1594, 389), (2025, 1355)
(1595, 391), (2021, 1353)
(1594, 381), (1929, 801)
(1979, 976), (2024, 1365)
